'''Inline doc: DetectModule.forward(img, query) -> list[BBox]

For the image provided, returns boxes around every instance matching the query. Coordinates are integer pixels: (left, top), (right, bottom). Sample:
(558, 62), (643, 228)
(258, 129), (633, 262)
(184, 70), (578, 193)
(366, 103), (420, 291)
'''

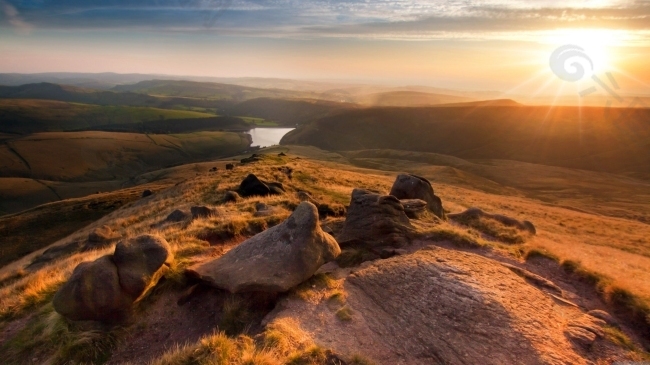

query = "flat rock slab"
(188, 202), (340, 293)
(266, 247), (605, 365)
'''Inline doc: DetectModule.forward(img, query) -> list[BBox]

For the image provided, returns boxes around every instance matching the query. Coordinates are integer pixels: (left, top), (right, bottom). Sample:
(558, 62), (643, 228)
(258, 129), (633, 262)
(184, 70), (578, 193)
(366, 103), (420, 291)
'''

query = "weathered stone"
(400, 199), (428, 219)
(85, 225), (121, 250)
(565, 326), (597, 348)
(188, 202), (340, 293)
(587, 310), (616, 325)
(53, 256), (134, 323)
(165, 209), (190, 223)
(337, 189), (414, 248)
(448, 207), (536, 235)
(389, 174), (445, 218)
(238, 174), (284, 197)
(226, 163), (235, 170)
(223, 190), (242, 203)
(142, 189), (153, 198)
(191, 206), (218, 219)
(113, 234), (174, 298)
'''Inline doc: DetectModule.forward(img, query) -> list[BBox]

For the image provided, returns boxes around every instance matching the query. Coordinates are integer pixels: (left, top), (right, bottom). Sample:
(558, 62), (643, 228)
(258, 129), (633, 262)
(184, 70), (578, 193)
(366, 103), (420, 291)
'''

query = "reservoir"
(247, 128), (295, 148)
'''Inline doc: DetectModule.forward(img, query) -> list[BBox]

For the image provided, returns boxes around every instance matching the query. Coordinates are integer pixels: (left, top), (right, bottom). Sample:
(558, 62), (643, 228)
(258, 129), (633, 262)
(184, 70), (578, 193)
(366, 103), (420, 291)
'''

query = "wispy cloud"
(0, 0), (32, 34)
(1, 0), (649, 43)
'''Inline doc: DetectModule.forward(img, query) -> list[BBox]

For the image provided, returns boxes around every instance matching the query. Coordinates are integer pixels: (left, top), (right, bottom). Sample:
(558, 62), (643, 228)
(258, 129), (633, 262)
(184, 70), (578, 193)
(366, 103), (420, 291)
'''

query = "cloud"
(0, 0), (33, 33)
(1, 0), (649, 43)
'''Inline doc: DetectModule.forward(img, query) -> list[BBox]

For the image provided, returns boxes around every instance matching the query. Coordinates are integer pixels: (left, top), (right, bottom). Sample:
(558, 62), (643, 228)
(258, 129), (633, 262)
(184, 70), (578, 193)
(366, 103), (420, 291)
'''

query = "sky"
(1, 0), (649, 97)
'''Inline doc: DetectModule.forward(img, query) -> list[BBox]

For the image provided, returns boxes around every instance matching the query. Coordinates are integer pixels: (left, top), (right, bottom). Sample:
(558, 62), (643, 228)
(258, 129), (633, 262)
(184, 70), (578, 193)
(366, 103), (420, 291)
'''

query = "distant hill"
(281, 105), (650, 177)
(0, 83), (162, 106)
(351, 91), (473, 107)
(436, 99), (522, 107)
(0, 99), (214, 134)
(112, 79), (320, 102)
(223, 98), (356, 126)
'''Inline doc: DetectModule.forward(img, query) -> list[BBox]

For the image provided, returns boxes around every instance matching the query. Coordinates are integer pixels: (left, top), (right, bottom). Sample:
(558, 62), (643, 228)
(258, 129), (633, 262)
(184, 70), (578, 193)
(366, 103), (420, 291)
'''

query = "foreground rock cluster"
(53, 234), (173, 323)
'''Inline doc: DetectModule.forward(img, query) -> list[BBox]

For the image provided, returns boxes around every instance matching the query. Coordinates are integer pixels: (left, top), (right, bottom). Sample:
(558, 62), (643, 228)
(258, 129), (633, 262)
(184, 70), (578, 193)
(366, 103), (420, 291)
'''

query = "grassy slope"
(111, 80), (319, 101)
(0, 151), (648, 363)
(0, 131), (251, 214)
(281, 105), (650, 178)
(0, 99), (214, 134)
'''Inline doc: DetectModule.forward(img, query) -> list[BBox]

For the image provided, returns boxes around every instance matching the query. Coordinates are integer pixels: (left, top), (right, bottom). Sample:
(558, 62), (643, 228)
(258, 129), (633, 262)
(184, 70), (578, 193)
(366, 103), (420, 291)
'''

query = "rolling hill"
(0, 99), (215, 134)
(281, 105), (650, 178)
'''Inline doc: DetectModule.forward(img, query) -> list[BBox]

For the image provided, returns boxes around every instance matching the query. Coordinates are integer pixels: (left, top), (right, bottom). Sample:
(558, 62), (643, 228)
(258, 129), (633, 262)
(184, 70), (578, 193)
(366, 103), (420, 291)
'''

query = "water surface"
(247, 128), (295, 148)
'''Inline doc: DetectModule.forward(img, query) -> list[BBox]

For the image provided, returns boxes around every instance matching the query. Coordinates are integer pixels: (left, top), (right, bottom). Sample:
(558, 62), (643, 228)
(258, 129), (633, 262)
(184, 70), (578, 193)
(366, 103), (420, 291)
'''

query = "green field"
(0, 99), (214, 134)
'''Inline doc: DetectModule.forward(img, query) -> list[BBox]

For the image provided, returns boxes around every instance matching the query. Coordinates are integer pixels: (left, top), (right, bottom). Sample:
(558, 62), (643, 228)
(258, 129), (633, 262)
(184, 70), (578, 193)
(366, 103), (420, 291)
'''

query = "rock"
(113, 234), (173, 298)
(389, 174), (445, 218)
(85, 225), (121, 250)
(448, 207), (536, 235)
(278, 152), (287, 156)
(53, 256), (134, 323)
(565, 326), (597, 348)
(223, 191), (242, 203)
(188, 202), (340, 293)
(142, 189), (153, 198)
(265, 246), (590, 364)
(209, 167), (218, 172)
(267, 182), (286, 195)
(567, 314), (605, 338)
(165, 209), (190, 223)
(253, 202), (283, 217)
(241, 154), (263, 164)
(238, 174), (284, 197)
(400, 199), (428, 219)
(54, 234), (173, 323)
(337, 189), (414, 248)
(587, 309), (616, 325)
(226, 163), (235, 170)
(191, 206), (218, 219)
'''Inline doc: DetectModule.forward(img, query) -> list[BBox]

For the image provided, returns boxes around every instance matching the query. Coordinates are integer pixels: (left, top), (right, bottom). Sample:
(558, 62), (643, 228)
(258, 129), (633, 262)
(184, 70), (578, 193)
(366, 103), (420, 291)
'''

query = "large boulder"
(337, 189), (414, 248)
(238, 174), (285, 197)
(85, 225), (121, 250)
(113, 235), (174, 298)
(389, 174), (445, 218)
(53, 234), (173, 323)
(188, 202), (340, 293)
(53, 256), (135, 323)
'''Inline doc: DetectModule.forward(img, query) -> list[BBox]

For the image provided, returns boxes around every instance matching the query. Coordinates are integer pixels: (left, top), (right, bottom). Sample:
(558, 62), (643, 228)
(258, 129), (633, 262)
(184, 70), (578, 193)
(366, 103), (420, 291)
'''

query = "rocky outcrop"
(188, 202), (340, 293)
(266, 246), (596, 364)
(191, 206), (218, 219)
(400, 199), (428, 219)
(223, 191), (242, 203)
(53, 235), (173, 323)
(165, 209), (190, 223)
(238, 174), (285, 198)
(85, 225), (121, 250)
(448, 207), (536, 234)
(337, 189), (414, 248)
(389, 174), (445, 218)
(113, 235), (174, 298)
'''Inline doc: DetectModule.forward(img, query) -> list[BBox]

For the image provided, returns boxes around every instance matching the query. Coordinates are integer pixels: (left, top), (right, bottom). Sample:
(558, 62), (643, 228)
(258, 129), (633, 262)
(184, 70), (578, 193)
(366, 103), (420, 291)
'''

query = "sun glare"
(544, 29), (620, 72)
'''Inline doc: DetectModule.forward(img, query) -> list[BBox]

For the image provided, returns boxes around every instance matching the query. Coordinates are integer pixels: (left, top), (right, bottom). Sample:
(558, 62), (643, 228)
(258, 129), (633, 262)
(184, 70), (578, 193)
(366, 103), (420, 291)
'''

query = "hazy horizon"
(1, 0), (650, 101)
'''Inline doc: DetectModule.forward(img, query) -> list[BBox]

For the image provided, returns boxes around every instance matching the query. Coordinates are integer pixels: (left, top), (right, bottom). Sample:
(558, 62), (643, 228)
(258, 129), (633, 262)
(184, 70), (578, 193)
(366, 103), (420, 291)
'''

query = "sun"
(544, 29), (617, 72)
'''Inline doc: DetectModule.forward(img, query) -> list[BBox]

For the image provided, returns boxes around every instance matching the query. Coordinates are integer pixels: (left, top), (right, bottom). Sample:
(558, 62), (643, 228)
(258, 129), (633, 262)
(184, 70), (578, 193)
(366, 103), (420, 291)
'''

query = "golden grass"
(2, 151), (650, 360)
(150, 318), (322, 365)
